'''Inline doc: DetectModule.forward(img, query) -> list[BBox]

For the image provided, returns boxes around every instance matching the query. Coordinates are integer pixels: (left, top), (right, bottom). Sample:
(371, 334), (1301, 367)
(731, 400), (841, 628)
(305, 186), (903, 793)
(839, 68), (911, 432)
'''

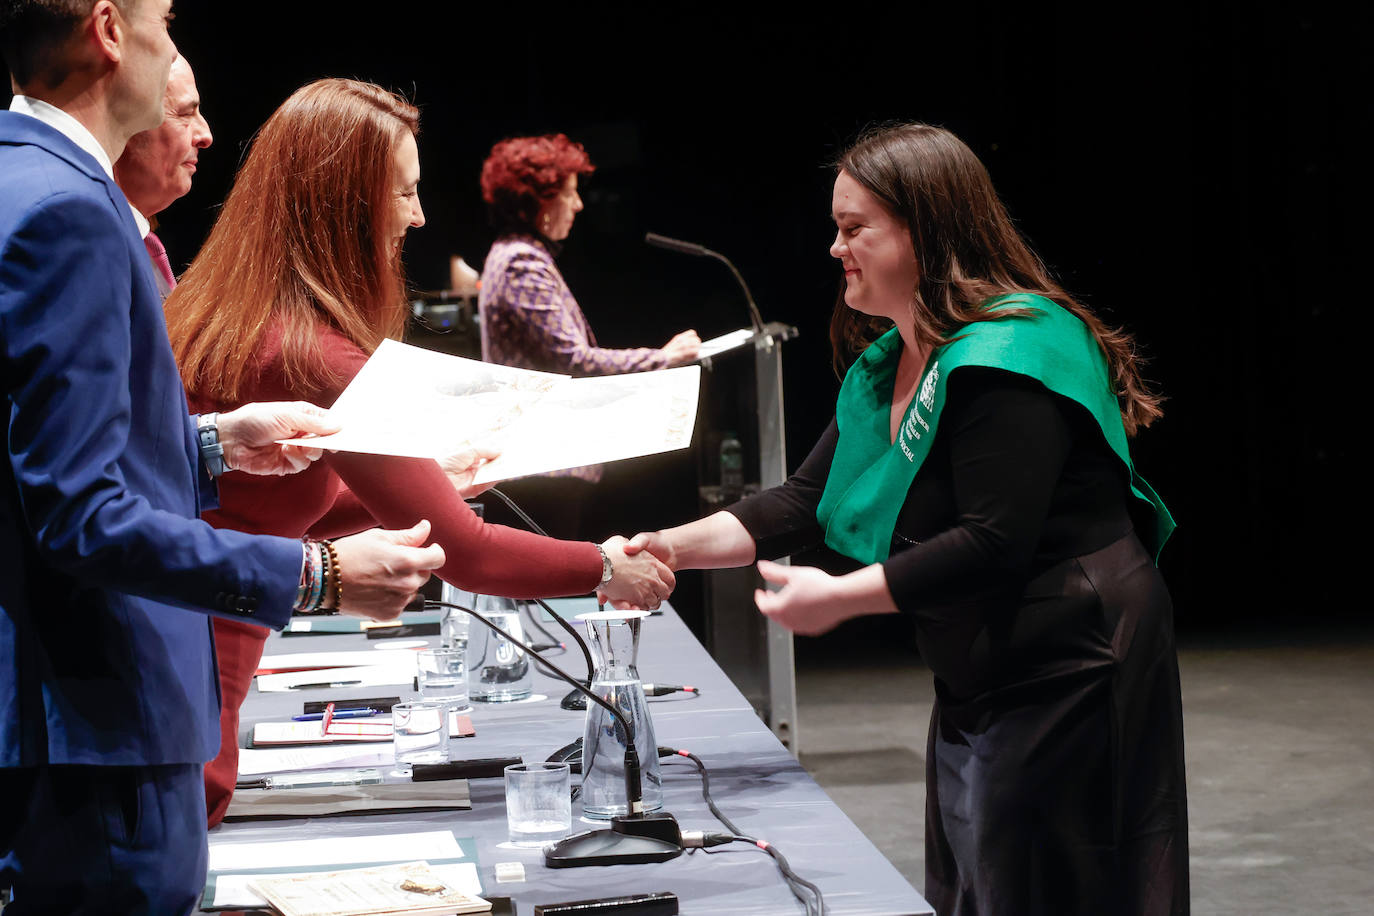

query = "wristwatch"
(595, 544), (614, 587)
(197, 412), (229, 477)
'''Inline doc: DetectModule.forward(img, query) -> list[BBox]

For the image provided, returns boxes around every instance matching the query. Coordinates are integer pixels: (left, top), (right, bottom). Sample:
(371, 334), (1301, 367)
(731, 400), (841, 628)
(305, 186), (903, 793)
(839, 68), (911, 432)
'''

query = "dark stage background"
(17, 3), (1358, 641)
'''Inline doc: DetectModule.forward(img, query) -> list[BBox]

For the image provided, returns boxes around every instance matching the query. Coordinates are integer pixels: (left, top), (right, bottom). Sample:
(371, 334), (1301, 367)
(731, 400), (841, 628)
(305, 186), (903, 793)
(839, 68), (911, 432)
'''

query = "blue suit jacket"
(0, 112), (301, 768)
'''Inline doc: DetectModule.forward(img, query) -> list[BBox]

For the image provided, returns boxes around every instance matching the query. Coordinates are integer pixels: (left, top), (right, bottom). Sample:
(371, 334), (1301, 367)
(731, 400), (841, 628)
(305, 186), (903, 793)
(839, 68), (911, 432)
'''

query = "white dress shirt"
(8, 95), (151, 238)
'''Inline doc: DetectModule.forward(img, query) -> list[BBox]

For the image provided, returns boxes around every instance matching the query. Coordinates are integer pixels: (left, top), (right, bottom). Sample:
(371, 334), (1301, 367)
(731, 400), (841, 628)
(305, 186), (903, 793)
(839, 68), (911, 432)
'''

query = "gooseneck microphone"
(644, 233), (766, 334)
(429, 599), (686, 868)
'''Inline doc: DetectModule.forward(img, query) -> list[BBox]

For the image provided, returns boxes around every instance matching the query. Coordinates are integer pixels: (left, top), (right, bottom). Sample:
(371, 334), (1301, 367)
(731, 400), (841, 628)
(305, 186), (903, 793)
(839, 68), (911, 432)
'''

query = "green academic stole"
(816, 294), (1175, 564)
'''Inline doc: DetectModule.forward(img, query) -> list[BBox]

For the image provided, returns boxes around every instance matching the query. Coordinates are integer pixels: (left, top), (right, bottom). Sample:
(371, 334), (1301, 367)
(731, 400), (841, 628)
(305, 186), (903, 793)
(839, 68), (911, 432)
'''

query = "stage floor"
(795, 621), (1374, 916)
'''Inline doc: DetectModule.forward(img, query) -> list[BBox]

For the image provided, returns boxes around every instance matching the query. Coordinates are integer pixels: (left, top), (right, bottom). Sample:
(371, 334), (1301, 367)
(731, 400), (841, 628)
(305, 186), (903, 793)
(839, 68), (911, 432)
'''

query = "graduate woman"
(625, 123), (1189, 915)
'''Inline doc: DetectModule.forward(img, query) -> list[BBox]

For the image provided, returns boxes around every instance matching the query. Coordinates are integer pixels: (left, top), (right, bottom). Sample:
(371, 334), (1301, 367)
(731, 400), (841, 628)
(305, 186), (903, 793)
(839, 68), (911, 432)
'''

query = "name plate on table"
(224, 781), (472, 821)
(252, 713), (474, 747)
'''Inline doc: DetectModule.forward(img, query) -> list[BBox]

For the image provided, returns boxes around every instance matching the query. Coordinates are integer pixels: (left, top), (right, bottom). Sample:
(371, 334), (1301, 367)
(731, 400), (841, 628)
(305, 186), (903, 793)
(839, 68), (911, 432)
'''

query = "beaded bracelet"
(318, 540), (332, 609)
(324, 539), (342, 610)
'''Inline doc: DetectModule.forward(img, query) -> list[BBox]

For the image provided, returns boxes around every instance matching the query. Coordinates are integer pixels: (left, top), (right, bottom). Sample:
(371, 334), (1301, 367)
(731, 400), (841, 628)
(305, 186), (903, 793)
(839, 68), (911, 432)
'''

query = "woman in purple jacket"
(477, 133), (700, 536)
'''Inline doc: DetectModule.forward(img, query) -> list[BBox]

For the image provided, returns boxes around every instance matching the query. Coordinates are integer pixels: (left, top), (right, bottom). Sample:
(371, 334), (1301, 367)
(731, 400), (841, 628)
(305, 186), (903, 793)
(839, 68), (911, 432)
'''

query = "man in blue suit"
(0, 2), (447, 911)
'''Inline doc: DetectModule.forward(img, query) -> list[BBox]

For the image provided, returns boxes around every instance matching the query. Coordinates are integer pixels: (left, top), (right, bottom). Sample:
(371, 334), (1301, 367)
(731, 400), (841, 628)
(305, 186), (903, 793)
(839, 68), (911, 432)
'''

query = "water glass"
(504, 762), (572, 847)
(417, 647), (470, 712)
(392, 701), (449, 767)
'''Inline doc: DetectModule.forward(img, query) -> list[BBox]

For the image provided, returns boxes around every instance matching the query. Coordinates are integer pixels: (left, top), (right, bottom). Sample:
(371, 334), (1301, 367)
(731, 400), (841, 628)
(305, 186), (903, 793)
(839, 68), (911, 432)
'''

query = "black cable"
(485, 487), (598, 685)
(663, 750), (740, 836)
(699, 833), (822, 916)
(521, 600), (563, 647)
(486, 486), (546, 535)
(663, 748), (824, 916)
(533, 597), (594, 676)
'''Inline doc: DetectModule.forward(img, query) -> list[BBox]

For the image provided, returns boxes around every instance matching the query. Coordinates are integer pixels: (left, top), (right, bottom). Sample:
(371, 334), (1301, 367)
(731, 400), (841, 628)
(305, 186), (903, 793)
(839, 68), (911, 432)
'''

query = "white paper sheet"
(211, 861), (482, 910)
(697, 327), (756, 359)
(277, 339), (700, 482)
(256, 648), (422, 675)
(255, 661), (416, 693)
(238, 744), (396, 777)
(208, 829), (465, 872)
(251, 720), (392, 745)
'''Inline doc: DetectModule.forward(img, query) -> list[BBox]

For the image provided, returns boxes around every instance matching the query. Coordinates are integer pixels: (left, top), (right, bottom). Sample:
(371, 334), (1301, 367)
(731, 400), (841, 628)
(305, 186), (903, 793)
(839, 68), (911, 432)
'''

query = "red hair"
(165, 79), (419, 403)
(479, 133), (594, 232)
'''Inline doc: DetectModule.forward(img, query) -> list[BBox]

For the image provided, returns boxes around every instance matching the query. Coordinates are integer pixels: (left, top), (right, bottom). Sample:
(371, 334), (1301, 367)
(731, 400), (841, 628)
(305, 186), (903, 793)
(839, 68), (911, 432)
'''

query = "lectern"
(696, 321), (800, 752)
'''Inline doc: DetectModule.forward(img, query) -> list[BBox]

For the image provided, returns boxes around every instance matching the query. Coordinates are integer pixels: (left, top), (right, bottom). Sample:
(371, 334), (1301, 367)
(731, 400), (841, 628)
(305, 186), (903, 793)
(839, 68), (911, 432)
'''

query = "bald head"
(114, 54), (211, 219)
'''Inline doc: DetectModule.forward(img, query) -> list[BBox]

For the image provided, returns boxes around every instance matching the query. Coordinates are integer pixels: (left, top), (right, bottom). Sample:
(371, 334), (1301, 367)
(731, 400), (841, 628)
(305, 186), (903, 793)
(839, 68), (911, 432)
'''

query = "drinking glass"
(504, 762), (572, 847)
(391, 700), (449, 769)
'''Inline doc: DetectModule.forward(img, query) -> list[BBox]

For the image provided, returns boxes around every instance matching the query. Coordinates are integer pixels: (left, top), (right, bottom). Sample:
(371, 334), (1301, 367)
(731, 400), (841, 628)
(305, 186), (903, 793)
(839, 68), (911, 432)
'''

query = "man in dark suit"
(0, 2), (446, 911)
(114, 52), (211, 296)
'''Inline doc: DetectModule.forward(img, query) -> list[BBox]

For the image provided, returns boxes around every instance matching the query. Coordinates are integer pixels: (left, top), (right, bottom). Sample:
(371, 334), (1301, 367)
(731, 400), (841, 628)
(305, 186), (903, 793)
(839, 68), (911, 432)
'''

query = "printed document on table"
(255, 661), (416, 693)
(208, 829), (465, 872)
(250, 861), (488, 916)
(212, 862), (482, 912)
(277, 339), (700, 482)
(238, 744), (395, 776)
(256, 648), (422, 675)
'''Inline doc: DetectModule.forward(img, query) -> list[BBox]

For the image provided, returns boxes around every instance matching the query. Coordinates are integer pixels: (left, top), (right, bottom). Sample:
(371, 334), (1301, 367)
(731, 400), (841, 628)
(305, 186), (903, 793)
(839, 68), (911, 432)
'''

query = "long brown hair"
(165, 79), (419, 402)
(831, 123), (1162, 435)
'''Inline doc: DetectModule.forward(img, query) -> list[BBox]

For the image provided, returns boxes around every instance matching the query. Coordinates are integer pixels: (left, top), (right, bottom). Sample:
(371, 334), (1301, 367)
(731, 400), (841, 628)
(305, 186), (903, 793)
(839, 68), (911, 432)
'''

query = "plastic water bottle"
(719, 432), (744, 501)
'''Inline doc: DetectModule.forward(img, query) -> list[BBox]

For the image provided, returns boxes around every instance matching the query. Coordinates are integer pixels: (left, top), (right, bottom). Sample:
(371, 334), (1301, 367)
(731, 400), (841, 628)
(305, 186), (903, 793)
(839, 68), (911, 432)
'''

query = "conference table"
(205, 601), (933, 915)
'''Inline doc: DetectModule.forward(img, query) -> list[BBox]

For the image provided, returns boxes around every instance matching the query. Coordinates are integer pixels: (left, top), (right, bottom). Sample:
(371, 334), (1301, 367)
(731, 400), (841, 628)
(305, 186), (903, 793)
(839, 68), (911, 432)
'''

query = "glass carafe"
(467, 595), (533, 702)
(577, 610), (662, 819)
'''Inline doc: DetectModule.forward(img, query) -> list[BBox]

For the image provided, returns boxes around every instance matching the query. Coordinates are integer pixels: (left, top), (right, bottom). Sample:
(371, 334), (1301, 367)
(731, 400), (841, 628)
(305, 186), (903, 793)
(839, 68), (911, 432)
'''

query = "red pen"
(321, 701), (336, 735)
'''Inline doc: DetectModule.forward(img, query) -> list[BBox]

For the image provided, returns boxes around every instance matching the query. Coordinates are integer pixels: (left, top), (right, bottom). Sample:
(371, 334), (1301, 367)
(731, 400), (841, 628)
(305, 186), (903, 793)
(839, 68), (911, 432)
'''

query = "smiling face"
(829, 169), (921, 324)
(386, 130), (425, 255)
(537, 173), (583, 241)
(114, 55), (211, 218)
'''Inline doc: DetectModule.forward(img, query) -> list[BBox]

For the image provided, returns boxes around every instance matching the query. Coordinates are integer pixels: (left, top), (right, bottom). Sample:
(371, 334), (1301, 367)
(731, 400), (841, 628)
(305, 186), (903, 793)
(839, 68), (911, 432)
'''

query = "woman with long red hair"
(163, 79), (674, 826)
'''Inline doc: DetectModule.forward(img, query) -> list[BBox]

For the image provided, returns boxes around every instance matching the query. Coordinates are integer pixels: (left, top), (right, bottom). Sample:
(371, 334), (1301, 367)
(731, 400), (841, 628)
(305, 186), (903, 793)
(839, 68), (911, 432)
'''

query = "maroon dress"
(198, 322), (602, 826)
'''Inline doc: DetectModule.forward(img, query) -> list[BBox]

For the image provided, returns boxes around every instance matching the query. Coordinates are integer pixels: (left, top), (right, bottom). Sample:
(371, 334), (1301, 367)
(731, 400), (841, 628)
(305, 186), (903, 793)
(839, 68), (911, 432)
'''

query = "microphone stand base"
(543, 829), (683, 868)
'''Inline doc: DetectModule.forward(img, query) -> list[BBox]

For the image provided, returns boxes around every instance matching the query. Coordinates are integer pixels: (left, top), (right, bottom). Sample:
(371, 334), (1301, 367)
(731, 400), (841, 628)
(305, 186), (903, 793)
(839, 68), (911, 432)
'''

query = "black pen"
(289, 679), (363, 690)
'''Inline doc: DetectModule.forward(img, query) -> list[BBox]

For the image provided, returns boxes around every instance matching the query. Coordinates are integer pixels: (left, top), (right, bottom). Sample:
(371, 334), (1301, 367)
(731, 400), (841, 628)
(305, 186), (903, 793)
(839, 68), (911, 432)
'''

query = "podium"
(696, 322), (801, 752)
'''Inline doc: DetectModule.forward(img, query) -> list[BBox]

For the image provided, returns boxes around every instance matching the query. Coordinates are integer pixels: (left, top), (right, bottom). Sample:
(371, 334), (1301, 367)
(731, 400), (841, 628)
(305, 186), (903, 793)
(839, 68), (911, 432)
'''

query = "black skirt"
(919, 532), (1189, 915)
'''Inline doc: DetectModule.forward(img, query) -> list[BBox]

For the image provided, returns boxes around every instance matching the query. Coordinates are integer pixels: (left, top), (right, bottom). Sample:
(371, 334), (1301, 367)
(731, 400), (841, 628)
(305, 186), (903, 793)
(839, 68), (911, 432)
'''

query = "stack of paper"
(251, 861), (490, 916)
(204, 830), (481, 912)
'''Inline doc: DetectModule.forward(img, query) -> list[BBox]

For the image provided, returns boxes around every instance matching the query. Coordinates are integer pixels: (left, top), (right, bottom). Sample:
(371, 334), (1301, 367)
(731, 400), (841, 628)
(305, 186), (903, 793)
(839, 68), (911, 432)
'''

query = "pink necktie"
(143, 231), (176, 292)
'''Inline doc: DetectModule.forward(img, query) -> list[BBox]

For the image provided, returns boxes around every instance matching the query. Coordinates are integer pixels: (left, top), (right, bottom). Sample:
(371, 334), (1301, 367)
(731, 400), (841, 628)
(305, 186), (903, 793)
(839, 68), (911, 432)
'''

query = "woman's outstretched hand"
(598, 534), (676, 609)
(754, 559), (899, 636)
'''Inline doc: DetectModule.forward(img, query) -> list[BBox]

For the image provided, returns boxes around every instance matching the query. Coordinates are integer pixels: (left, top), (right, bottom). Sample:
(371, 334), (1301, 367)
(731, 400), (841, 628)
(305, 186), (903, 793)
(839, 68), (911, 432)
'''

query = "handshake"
(595, 531), (677, 611)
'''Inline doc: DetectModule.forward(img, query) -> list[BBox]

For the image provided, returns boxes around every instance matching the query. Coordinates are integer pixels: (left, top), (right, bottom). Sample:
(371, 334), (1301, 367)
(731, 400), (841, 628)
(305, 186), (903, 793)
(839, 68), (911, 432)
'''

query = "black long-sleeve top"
(727, 368), (1135, 613)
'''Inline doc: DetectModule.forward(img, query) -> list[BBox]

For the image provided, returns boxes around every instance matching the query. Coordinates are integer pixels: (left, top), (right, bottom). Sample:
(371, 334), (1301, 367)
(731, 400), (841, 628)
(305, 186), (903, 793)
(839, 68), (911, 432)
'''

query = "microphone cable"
(663, 746), (825, 916)
(476, 490), (819, 908)
(483, 488), (597, 688)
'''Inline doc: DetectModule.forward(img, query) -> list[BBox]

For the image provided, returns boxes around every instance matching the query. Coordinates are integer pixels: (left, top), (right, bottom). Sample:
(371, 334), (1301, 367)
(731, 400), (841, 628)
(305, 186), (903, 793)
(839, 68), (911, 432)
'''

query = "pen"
(291, 707), (377, 721)
(290, 679), (363, 690)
